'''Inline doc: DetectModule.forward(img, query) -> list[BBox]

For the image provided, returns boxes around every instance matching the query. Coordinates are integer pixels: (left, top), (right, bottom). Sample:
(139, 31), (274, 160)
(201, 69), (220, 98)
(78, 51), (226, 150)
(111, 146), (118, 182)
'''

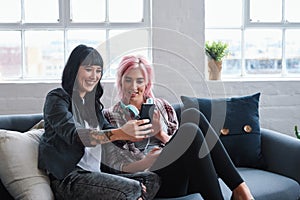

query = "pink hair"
(116, 55), (154, 100)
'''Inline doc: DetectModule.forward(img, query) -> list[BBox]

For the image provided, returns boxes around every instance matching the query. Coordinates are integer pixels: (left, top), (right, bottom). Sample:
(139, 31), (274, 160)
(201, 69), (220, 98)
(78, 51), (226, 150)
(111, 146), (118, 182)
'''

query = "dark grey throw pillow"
(180, 93), (265, 168)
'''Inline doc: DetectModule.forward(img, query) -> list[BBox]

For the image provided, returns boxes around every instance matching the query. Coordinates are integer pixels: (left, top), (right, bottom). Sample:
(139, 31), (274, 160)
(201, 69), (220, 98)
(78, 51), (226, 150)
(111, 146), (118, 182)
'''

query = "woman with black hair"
(38, 44), (160, 200)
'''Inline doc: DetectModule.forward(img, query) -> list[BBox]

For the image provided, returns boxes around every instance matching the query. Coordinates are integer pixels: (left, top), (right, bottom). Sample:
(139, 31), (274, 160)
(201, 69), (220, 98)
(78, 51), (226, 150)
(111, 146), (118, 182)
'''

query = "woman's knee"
(180, 108), (205, 125)
(181, 108), (212, 134)
(177, 122), (205, 142)
(122, 171), (160, 200)
(177, 123), (212, 159)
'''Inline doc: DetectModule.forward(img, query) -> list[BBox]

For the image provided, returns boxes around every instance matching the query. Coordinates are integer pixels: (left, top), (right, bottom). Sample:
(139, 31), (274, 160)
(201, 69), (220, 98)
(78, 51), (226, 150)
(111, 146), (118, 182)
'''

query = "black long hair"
(61, 44), (104, 126)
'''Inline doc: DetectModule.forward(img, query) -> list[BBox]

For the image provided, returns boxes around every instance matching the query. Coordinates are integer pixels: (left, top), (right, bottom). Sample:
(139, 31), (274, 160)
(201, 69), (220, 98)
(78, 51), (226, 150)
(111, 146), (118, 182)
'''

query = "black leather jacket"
(38, 88), (113, 180)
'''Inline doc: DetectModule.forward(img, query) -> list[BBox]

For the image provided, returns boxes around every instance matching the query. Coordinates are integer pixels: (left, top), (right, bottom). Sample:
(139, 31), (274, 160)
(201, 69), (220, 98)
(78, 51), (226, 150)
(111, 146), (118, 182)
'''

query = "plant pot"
(208, 59), (222, 80)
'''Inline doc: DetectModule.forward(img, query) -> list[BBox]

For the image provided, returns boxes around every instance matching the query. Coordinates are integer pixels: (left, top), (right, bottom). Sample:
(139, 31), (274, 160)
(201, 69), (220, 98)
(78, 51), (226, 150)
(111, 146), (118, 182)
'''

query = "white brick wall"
(0, 82), (59, 115)
(1, 81), (300, 137)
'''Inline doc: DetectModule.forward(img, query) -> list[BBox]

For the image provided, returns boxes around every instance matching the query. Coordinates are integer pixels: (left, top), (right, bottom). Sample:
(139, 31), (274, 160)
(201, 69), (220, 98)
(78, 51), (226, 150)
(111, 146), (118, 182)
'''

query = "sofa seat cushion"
(153, 167), (300, 200)
(219, 167), (300, 200)
(154, 193), (203, 200)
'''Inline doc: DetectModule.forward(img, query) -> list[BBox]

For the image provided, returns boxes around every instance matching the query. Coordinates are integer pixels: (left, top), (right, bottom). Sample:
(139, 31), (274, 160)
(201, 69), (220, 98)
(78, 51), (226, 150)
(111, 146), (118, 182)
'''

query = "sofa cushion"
(0, 114), (43, 132)
(154, 193), (203, 200)
(180, 93), (265, 168)
(154, 167), (300, 200)
(0, 129), (54, 200)
(218, 167), (300, 200)
(237, 168), (300, 200)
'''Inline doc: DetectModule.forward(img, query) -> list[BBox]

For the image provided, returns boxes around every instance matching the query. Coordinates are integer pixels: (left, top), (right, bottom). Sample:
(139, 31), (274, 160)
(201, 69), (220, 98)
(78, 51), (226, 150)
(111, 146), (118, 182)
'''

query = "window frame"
(0, 0), (152, 81)
(205, 0), (300, 78)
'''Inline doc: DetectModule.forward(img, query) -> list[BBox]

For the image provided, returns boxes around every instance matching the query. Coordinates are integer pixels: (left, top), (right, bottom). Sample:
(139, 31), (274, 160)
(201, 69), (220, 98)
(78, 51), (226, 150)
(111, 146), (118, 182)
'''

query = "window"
(205, 0), (300, 78)
(0, 0), (151, 81)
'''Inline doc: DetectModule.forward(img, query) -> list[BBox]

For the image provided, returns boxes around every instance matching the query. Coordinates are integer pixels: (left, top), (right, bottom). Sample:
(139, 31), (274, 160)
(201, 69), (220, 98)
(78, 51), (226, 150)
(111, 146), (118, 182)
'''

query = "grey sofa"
(0, 104), (300, 200)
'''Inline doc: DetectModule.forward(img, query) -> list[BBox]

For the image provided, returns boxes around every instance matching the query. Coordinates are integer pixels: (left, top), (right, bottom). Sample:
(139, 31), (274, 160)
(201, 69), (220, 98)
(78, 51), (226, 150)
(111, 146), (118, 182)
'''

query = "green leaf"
(205, 41), (229, 62)
(295, 125), (300, 139)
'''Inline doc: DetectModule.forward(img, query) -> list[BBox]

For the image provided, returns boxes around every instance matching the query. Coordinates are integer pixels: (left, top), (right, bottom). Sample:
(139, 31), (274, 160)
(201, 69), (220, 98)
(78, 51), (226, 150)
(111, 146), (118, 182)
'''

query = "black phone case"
(139, 104), (155, 123)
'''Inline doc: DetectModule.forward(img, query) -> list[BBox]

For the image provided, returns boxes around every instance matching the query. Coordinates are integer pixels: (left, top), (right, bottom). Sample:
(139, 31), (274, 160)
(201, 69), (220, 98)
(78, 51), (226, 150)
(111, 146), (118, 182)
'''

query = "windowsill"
(0, 76), (299, 84)
(209, 74), (300, 82)
(219, 77), (300, 82)
(0, 79), (116, 84)
(0, 79), (61, 84)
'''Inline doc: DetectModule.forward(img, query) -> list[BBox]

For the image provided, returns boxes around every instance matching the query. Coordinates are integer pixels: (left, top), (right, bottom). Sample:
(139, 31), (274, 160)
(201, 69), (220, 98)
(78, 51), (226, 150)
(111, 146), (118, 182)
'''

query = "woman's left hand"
(152, 110), (170, 144)
(151, 110), (162, 136)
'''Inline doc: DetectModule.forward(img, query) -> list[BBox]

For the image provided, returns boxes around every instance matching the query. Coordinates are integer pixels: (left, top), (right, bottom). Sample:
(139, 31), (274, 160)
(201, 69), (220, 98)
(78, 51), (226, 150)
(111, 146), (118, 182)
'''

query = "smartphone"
(139, 103), (155, 124)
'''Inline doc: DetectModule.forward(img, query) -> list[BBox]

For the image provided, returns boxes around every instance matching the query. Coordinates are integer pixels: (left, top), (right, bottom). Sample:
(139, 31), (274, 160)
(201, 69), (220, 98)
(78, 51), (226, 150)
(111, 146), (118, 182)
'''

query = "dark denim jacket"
(38, 88), (113, 180)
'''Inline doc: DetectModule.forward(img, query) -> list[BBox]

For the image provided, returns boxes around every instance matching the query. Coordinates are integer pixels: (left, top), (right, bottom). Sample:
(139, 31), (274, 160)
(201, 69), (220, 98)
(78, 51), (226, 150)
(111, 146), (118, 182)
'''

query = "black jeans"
(151, 108), (243, 199)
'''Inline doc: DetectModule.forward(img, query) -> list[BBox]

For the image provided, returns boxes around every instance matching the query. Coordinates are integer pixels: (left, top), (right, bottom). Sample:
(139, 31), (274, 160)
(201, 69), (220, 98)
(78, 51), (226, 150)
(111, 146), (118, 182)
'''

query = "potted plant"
(205, 41), (229, 80)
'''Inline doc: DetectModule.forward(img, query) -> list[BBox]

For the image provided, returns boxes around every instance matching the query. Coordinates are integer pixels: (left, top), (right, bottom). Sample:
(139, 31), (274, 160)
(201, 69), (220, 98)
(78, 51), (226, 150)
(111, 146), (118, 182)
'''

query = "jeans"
(50, 167), (160, 200)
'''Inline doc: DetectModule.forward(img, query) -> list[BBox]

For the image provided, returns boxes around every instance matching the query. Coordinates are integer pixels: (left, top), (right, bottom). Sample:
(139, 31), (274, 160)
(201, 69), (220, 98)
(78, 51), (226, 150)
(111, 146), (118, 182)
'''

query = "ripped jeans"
(50, 167), (160, 200)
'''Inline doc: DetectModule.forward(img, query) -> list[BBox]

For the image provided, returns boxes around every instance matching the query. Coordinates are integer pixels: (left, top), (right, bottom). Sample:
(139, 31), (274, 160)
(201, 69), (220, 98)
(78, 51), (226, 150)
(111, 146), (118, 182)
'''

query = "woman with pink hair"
(103, 55), (254, 200)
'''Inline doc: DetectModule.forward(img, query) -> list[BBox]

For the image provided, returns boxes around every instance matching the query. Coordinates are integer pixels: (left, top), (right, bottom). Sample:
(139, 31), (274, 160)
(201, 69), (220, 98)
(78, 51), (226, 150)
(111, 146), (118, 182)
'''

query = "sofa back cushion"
(180, 93), (265, 168)
(0, 129), (54, 200)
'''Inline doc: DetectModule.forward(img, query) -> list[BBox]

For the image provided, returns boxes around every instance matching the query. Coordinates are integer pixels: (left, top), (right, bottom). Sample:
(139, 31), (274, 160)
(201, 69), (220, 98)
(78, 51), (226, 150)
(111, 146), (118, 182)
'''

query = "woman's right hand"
(142, 147), (162, 169)
(120, 119), (153, 141)
(121, 146), (162, 173)
(145, 147), (161, 160)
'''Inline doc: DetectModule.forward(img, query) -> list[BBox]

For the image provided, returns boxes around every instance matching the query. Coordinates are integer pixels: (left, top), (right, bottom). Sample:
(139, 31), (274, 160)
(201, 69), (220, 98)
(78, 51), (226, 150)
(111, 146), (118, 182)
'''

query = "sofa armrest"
(261, 128), (300, 184)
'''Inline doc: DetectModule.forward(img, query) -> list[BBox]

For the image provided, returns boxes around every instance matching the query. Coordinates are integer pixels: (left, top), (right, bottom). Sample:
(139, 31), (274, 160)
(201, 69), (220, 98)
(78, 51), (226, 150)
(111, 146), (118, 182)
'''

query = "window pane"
(250, 0), (282, 22)
(104, 29), (150, 79)
(67, 30), (106, 54)
(24, 31), (64, 78)
(0, 0), (21, 22)
(71, 0), (105, 22)
(205, 30), (241, 76)
(109, 0), (143, 22)
(67, 30), (107, 73)
(0, 31), (21, 79)
(24, 0), (59, 23)
(286, 30), (300, 74)
(205, 0), (241, 27)
(286, 0), (300, 22)
(245, 30), (282, 74)
(0, 0), (149, 81)
(109, 29), (149, 59)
